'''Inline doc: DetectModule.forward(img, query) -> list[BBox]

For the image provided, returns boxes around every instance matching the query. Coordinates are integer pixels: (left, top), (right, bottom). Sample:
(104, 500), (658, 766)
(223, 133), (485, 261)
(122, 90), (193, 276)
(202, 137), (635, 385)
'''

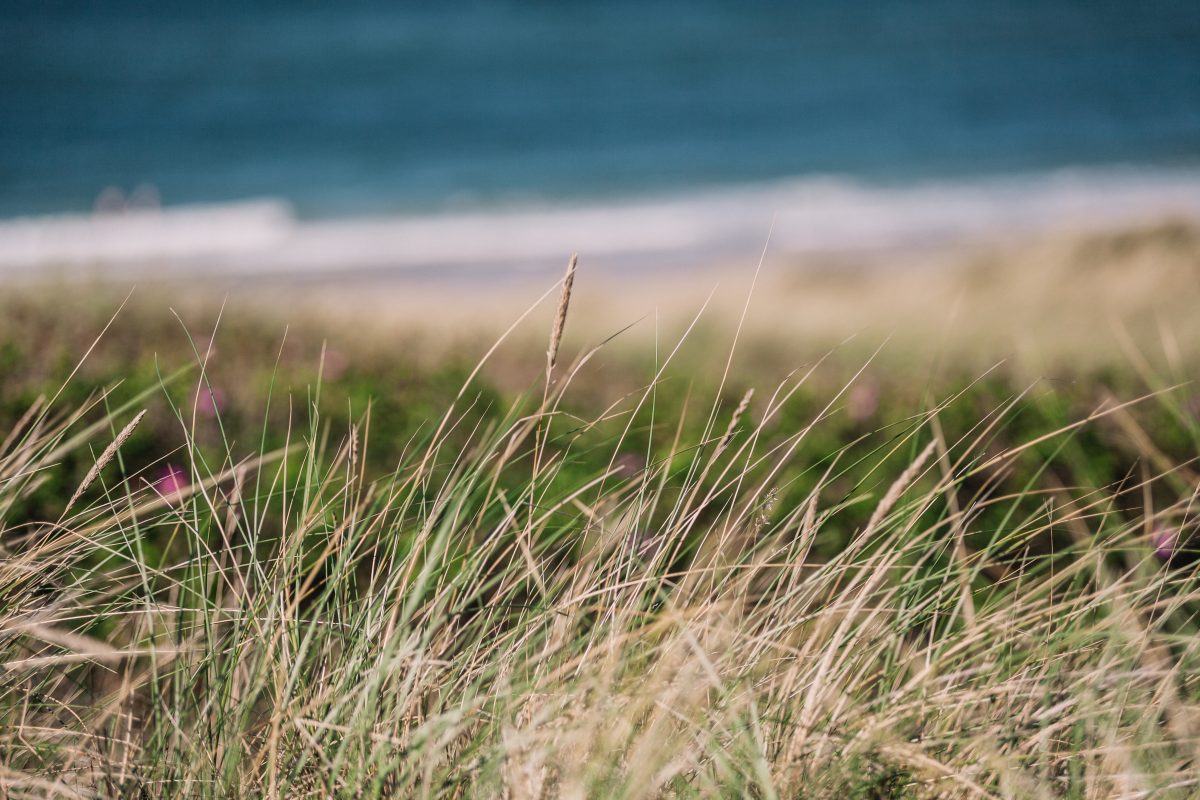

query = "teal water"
(4, 1), (1199, 219)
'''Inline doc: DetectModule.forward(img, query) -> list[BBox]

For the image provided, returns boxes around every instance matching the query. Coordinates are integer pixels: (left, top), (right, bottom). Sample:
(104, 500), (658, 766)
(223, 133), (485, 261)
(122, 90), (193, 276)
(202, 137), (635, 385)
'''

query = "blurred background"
(2, 0), (1200, 360)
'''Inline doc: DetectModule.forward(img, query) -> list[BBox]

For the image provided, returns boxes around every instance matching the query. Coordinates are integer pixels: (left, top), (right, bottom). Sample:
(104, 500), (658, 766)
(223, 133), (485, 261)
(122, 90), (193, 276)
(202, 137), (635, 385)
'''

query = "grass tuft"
(1, 289), (1199, 799)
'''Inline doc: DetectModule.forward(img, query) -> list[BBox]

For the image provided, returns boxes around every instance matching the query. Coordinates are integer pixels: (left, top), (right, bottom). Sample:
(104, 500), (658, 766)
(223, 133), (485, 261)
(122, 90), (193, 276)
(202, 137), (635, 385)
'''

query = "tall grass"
(2, 288), (1199, 798)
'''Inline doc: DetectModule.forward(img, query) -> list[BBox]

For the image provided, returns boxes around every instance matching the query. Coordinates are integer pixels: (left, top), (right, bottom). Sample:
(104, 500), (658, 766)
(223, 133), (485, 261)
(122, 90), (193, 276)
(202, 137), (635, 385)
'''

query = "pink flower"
(193, 385), (227, 419)
(847, 376), (881, 423)
(321, 347), (348, 382)
(613, 451), (647, 480)
(1151, 525), (1181, 561)
(153, 464), (189, 500)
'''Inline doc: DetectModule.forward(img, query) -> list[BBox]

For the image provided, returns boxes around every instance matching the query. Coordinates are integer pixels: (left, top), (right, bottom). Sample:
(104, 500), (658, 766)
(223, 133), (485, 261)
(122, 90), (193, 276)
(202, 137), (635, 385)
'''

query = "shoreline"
(9, 215), (1196, 382)
(4, 166), (1200, 282)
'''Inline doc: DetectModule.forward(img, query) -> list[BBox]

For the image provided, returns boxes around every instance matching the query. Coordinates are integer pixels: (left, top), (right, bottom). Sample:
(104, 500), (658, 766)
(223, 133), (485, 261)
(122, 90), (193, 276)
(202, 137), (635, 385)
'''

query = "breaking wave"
(3, 166), (1200, 278)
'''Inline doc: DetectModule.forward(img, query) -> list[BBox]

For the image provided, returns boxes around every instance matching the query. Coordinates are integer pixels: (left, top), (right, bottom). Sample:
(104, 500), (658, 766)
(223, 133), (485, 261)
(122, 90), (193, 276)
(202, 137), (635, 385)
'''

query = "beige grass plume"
(717, 388), (754, 453)
(66, 409), (146, 512)
(862, 438), (937, 539)
(546, 253), (578, 380)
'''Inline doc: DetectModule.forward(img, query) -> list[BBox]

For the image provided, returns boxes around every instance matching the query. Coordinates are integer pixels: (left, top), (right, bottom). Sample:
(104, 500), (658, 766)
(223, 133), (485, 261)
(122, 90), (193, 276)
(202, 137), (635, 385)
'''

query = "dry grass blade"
(0, 395), (45, 458)
(65, 410), (146, 513)
(13, 623), (120, 659)
(546, 253), (578, 378)
(718, 388), (754, 453)
(862, 438), (938, 539)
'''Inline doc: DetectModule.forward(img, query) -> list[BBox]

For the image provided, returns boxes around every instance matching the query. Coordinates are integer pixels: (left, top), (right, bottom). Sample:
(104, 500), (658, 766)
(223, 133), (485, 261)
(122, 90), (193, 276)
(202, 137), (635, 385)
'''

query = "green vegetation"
(2, 282), (1199, 798)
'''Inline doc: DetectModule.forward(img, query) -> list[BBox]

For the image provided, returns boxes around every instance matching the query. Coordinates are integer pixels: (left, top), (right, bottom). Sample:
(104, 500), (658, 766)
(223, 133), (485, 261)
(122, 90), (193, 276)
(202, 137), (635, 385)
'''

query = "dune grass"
(2, 274), (1200, 798)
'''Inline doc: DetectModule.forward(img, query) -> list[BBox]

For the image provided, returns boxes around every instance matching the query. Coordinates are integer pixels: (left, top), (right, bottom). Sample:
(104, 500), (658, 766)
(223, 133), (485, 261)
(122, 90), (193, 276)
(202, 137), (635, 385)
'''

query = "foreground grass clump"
(2, 294), (1200, 798)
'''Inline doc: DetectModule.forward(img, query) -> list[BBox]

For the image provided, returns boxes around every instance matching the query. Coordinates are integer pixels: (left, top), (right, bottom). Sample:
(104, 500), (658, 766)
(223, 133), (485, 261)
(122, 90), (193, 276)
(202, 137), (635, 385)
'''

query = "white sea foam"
(0, 200), (295, 273)
(3, 167), (1200, 278)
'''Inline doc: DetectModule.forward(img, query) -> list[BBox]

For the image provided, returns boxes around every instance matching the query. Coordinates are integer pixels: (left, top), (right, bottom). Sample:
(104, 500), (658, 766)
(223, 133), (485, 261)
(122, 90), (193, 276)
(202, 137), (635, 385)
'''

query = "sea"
(3, 0), (1200, 275)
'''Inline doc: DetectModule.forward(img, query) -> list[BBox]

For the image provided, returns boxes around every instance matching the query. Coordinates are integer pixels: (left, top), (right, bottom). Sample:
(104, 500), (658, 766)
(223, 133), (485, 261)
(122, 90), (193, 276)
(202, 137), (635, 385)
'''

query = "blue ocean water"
(4, 0), (1199, 220)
